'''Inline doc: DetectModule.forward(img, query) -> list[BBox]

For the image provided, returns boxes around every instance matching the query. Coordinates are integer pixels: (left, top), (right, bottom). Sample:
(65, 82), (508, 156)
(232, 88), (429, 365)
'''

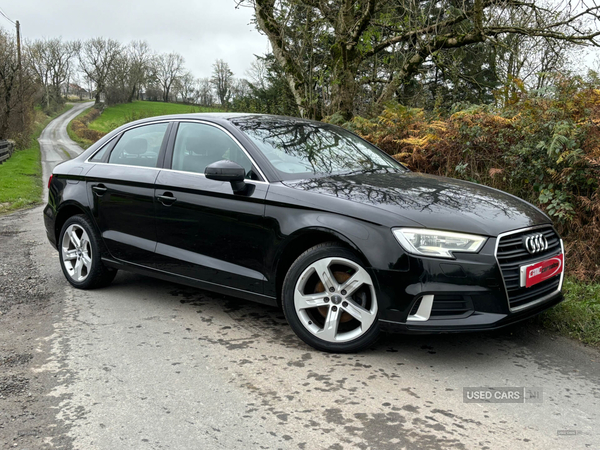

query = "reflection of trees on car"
(234, 118), (403, 177)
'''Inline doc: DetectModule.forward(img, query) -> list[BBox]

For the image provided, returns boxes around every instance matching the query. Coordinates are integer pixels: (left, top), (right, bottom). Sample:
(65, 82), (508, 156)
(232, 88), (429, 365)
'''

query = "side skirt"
(101, 257), (278, 307)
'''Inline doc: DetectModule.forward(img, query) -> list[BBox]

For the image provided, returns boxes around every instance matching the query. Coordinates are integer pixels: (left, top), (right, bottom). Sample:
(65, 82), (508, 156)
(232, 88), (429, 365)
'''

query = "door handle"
(92, 184), (107, 196)
(157, 192), (177, 206)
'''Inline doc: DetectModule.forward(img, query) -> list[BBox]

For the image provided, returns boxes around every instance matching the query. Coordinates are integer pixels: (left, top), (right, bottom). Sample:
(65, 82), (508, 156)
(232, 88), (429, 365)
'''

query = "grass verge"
(0, 104), (74, 214)
(66, 104), (95, 149)
(538, 278), (600, 347)
(88, 101), (222, 134)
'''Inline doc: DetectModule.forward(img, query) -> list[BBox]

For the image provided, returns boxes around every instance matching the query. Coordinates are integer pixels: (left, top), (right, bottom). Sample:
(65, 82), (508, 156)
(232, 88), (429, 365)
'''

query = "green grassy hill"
(88, 101), (222, 133)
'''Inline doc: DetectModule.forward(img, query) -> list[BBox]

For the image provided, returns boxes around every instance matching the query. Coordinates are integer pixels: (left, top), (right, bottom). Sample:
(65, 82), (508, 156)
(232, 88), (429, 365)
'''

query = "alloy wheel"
(293, 257), (378, 343)
(61, 224), (92, 282)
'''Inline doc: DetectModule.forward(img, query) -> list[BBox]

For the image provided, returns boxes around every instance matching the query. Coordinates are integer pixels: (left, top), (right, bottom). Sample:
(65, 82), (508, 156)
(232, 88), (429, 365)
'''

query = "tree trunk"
(330, 41), (359, 121)
(0, 83), (13, 138)
(45, 85), (51, 111)
(128, 85), (137, 103)
(254, 0), (311, 118)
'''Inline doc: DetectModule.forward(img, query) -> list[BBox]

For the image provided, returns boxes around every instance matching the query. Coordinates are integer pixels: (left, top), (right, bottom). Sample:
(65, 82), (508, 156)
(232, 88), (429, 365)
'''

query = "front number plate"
(519, 254), (564, 288)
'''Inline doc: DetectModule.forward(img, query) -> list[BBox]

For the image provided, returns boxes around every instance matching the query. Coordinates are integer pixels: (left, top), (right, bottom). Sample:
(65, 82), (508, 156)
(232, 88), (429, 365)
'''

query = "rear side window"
(108, 123), (169, 167)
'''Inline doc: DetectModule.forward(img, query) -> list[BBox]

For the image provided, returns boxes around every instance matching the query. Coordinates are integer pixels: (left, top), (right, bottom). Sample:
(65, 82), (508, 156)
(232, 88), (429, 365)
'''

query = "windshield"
(233, 118), (407, 181)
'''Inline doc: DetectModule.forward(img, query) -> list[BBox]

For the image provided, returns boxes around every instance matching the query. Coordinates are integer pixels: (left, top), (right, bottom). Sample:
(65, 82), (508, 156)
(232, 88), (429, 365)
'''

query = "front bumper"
(370, 230), (564, 333)
(378, 290), (562, 333)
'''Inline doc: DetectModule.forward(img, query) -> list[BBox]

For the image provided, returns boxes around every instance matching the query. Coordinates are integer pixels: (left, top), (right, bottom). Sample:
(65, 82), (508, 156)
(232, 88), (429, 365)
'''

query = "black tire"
(58, 215), (117, 289)
(282, 242), (380, 353)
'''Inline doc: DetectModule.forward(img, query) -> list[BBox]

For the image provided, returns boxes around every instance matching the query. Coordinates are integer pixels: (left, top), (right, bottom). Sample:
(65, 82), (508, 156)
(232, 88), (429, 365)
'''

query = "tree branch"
(349, 0), (377, 45)
(365, 11), (472, 59)
(485, 26), (600, 47)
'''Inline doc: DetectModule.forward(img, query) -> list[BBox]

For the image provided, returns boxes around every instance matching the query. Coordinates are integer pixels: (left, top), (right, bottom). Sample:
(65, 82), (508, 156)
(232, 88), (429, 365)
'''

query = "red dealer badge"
(519, 254), (564, 288)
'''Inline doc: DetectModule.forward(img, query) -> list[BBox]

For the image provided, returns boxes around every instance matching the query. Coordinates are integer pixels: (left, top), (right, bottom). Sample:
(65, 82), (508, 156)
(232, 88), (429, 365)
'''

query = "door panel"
(85, 122), (170, 265)
(153, 170), (269, 293)
(87, 164), (159, 265)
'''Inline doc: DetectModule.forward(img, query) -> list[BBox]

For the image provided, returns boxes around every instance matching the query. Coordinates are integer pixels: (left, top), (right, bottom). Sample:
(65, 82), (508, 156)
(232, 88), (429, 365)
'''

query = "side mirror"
(205, 160), (248, 193)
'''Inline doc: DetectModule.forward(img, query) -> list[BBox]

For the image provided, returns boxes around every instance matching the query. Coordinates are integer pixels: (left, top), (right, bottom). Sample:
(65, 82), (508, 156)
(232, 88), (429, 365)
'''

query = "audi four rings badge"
(524, 234), (548, 254)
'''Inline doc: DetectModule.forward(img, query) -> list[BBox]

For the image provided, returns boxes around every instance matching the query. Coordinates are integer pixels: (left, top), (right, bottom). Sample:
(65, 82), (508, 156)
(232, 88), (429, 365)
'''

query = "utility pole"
(16, 20), (25, 128)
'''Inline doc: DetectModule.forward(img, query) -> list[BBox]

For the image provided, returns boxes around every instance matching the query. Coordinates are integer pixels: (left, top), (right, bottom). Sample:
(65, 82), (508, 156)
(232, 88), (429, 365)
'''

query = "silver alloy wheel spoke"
(341, 298), (369, 322)
(312, 258), (337, 292)
(294, 291), (329, 310)
(75, 259), (84, 279)
(294, 256), (378, 343)
(61, 224), (92, 283)
(81, 253), (92, 267)
(339, 269), (371, 297)
(319, 306), (341, 341)
(64, 249), (78, 261)
(80, 236), (90, 252)
(69, 229), (81, 248)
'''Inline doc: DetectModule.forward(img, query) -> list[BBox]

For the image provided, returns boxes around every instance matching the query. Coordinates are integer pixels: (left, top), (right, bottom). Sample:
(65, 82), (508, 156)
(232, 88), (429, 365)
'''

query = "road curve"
(40, 101), (93, 200)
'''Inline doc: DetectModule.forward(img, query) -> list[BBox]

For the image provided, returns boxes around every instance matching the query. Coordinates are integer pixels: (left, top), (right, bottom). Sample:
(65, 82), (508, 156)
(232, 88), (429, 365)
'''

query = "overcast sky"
(0, 1), (270, 79)
(1, 1), (598, 82)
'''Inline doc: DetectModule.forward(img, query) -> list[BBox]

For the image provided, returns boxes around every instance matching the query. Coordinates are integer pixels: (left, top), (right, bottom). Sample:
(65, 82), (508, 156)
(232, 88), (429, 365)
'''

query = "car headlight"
(392, 228), (487, 259)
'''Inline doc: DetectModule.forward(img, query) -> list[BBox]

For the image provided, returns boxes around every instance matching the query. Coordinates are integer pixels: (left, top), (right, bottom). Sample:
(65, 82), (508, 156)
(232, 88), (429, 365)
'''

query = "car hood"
(282, 172), (550, 236)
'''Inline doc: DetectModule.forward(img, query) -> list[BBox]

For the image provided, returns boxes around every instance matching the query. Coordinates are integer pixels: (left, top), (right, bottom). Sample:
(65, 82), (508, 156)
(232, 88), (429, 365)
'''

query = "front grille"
(496, 226), (562, 310)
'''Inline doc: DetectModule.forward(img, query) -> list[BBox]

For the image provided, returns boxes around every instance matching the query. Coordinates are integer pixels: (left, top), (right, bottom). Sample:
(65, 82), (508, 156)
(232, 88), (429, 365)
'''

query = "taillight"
(48, 174), (53, 189)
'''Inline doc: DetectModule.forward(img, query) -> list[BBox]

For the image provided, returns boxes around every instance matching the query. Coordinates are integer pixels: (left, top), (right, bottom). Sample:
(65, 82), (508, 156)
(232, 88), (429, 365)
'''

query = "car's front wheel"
(58, 215), (117, 289)
(282, 243), (380, 353)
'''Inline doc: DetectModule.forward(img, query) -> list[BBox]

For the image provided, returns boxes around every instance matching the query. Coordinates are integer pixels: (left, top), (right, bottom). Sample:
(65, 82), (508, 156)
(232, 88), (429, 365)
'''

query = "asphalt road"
(1, 106), (599, 449)
(39, 101), (94, 200)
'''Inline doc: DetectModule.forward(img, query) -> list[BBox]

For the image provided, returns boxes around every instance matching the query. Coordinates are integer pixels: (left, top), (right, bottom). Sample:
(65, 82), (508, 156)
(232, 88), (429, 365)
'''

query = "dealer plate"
(519, 254), (564, 288)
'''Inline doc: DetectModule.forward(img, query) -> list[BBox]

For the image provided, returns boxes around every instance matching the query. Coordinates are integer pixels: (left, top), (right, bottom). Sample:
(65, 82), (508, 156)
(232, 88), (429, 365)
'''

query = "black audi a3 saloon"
(44, 114), (565, 352)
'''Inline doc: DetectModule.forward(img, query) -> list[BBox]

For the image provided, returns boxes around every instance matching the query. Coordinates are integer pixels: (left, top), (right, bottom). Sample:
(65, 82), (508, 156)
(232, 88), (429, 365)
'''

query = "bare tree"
(105, 50), (132, 104)
(197, 77), (214, 106)
(127, 41), (153, 102)
(211, 59), (234, 107)
(231, 78), (251, 100)
(494, 33), (578, 96)
(0, 28), (21, 138)
(246, 58), (269, 91)
(78, 37), (121, 104)
(0, 28), (37, 144)
(103, 40), (155, 104)
(177, 71), (196, 103)
(154, 52), (185, 102)
(27, 37), (79, 110)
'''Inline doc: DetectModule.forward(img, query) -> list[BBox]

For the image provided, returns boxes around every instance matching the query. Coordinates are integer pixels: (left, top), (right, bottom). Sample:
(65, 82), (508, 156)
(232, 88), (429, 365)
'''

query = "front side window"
(171, 122), (256, 179)
(108, 123), (169, 167)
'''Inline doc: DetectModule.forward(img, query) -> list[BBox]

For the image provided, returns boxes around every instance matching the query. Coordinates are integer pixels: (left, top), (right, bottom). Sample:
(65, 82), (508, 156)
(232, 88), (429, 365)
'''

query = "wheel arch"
(273, 227), (370, 306)
(54, 203), (96, 246)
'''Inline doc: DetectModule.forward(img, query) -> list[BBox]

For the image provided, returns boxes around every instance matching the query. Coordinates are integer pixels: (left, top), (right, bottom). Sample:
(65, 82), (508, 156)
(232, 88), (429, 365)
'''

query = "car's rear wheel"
(282, 243), (380, 353)
(59, 215), (117, 289)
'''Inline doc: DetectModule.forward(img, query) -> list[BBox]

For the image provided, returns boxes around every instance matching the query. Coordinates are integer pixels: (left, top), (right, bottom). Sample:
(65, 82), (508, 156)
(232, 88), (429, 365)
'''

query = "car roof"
(128, 112), (326, 128)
